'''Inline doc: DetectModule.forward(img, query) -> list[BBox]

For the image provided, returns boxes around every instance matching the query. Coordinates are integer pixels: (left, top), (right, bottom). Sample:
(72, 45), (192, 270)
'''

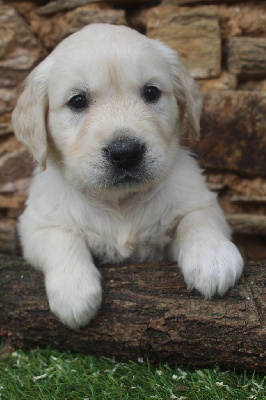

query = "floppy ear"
(151, 40), (202, 140)
(12, 57), (52, 168)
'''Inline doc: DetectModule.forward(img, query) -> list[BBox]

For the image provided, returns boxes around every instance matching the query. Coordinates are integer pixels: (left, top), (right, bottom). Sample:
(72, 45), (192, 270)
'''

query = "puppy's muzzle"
(102, 136), (148, 187)
(103, 137), (146, 170)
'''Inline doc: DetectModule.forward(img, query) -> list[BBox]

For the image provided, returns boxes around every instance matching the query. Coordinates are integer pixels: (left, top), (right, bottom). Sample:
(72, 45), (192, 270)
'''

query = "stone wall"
(0, 0), (265, 259)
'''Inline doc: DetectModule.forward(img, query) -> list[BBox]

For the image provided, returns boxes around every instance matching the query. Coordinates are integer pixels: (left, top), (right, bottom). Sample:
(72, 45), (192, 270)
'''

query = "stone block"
(37, 0), (155, 15)
(194, 91), (266, 177)
(0, 176), (32, 219)
(0, 6), (46, 75)
(218, 3), (266, 39)
(227, 214), (266, 236)
(0, 89), (18, 135)
(0, 135), (22, 157)
(0, 148), (35, 185)
(235, 235), (266, 261)
(226, 37), (266, 79)
(23, 4), (127, 50)
(0, 5), (47, 135)
(238, 80), (266, 92)
(0, 114), (12, 136)
(163, 0), (235, 3)
(196, 71), (237, 92)
(0, 219), (18, 254)
(0, 193), (26, 210)
(145, 5), (221, 79)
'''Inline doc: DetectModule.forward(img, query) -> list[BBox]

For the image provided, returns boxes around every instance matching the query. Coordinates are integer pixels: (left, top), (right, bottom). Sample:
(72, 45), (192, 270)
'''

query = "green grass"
(0, 348), (265, 400)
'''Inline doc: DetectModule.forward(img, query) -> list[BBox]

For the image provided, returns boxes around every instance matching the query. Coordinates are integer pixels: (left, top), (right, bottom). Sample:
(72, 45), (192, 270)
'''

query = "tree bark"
(0, 254), (265, 372)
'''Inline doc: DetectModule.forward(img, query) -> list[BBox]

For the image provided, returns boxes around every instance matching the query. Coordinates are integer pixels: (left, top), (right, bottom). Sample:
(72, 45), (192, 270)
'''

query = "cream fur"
(12, 24), (243, 329)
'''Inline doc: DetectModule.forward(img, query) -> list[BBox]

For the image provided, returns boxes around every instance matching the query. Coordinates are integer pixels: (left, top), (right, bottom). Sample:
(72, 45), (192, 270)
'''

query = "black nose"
(103, 138), (146, 169)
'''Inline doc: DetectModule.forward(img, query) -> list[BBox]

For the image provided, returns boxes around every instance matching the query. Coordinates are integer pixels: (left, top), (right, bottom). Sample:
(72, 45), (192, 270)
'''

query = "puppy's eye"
(68, 94), (88, 110)
(143, 86), (161, 103)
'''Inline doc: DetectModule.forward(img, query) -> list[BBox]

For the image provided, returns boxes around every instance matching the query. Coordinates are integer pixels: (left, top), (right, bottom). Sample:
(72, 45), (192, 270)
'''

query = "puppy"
(12, 24), (243, 329)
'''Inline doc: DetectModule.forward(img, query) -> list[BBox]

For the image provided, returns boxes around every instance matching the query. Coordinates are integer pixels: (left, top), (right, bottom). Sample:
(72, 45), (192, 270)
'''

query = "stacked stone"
(0, 0), (265, 258)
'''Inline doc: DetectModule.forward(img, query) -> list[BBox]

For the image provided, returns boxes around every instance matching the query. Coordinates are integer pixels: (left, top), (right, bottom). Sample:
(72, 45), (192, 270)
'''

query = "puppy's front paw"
(45, 268), (102, 329)
(178, 238), (244, 298)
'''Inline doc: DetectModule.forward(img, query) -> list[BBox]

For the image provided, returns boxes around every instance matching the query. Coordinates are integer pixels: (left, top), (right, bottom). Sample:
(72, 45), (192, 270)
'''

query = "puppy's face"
(48, 30), (180, 193)
(12, 24), (202, 198)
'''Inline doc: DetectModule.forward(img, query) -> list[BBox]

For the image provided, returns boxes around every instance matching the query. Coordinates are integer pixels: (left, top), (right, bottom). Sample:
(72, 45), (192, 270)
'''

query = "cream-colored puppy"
(12, 24), (243, 329)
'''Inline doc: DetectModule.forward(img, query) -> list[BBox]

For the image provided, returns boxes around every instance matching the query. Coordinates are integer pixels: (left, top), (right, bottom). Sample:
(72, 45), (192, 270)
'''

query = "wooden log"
(0, 254), (265, 372)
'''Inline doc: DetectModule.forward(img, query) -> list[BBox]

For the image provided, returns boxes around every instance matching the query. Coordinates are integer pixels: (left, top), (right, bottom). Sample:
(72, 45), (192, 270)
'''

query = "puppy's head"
(12, 24), (202, 197)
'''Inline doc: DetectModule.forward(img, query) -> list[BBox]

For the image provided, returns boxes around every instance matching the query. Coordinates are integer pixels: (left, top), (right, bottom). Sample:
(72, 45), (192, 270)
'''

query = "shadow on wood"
(0, 254), (265, 372)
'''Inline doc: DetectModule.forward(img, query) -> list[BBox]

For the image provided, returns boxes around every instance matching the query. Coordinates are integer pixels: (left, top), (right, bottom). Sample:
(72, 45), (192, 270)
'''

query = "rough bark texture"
(0, 254), (265, 372)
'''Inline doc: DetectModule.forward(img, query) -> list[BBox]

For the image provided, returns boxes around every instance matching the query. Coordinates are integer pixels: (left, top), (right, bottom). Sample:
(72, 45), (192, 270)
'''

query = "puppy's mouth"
(107, 169), (148, 187)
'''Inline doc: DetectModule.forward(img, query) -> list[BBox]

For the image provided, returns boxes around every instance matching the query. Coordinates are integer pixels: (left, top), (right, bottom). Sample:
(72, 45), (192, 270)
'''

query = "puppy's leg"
(20, 224), (102, 329)
(170, 206), (244, 298)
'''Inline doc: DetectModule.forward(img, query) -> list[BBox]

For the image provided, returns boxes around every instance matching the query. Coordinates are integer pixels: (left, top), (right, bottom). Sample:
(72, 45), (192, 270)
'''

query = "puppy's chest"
(86, 208), (179, 263)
